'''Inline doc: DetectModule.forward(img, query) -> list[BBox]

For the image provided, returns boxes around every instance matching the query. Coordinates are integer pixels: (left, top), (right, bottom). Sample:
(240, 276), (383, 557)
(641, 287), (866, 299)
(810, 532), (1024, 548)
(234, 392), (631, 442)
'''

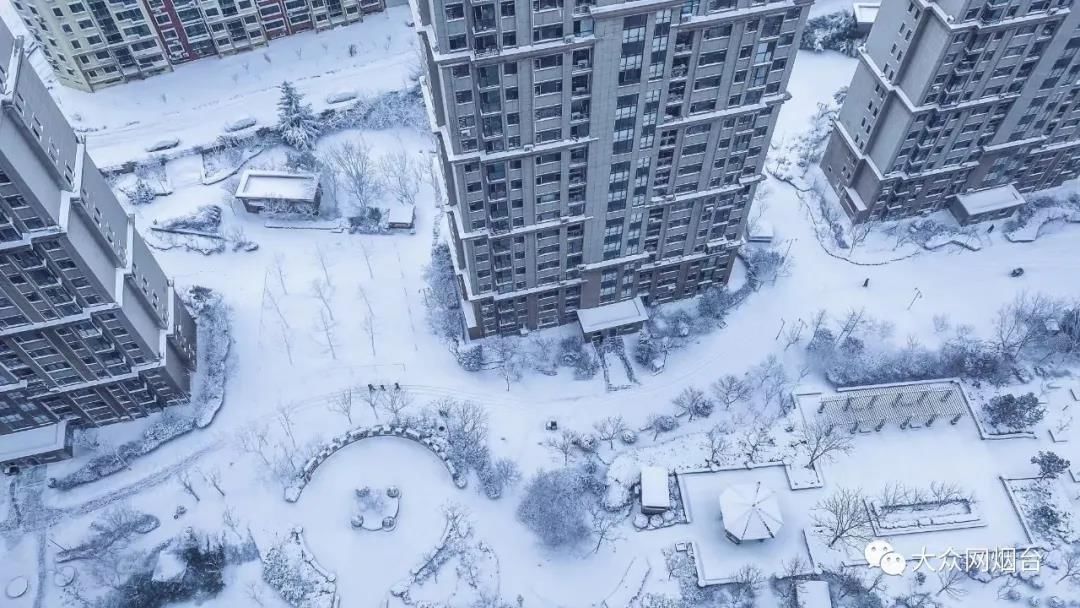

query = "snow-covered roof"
(747, 221), (774, 243)
(387, 205), (416, 224)
(0, 419), (69, 463)
(235, 170), (319, 202)
(577, 296), (649, 334)
(853, 2), (880, 24)
(640, 466), (671, 510)
(719, 481), (783, 541)
(954, 184), (1025, 215)
(796, 580), (833, 608)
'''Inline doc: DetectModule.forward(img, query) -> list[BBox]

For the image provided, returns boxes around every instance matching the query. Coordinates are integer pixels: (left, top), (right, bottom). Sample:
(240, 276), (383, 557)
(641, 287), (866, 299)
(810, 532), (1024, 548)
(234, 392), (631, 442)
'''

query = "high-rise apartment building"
(0, 20), (196, 465)
(7, 0), (388, 91)
(822, 0), (1080, 223)
(413, 0), (813, 339)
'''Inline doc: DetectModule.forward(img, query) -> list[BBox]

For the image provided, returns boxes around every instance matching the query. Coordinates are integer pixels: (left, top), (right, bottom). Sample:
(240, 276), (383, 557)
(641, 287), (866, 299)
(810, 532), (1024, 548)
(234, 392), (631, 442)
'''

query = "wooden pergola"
(814, 382), (969, 433)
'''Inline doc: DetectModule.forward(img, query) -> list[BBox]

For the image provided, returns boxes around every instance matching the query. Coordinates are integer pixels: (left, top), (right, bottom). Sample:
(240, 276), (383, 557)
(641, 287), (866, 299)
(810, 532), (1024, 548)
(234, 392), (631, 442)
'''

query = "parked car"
(145, 137), (180, 152)
(1010, 267), (1025, 277)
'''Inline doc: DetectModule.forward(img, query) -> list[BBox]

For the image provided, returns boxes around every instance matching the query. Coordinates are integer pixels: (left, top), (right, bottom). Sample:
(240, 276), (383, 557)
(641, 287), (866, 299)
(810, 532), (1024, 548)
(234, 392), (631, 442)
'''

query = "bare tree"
(811, 488), (872, 549)
(835, 307), (867, 344)
(238, 425), (273, 467)
(329, 388), (354, 424)
(324, 140), (383, 213)
(647, 414), (678, 440)
(381, 387), (413, 424)
(245, 581), (266, 607)
(587, 504), (625, 554)
(177, 471), (201, 502)
(317, 309), (338, 359)
(593, 416), (628, 449)
(672, 386), (714, 421)
(711, 374), (751, 408)
(310, 278), (335, 320)
(356, 284), (377, 357)
(488, 336), (525, 391)
(798, 421), (854, 469)
(994, 292), (1058, 361)
(222, 506), (241, 537)
(1056, 547), (1080, 584)
(315, 245), (333, 286)
(359, 387), (382, 420)
(544, 430), (577, 465)
(270, 255), (288, 294)
(704, 424), (730, 466)
(783, 323), (804, 350)
(737, 424), (774, 463)
(200, 467), (226, 496)
(379, 147), (422, 206)
(936, 567), (968, 599)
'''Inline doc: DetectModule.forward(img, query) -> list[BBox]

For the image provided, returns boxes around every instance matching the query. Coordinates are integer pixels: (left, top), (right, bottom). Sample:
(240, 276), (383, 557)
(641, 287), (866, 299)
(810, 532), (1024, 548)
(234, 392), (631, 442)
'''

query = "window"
(500, 1), (515, 16)
(445, 3), (464, 19)
(448, 35), (467, 50)
(534, 54), (562, 69)
(535, 104), (562, 120)
(534, 79), (562, 95)
(699, 50), (726, 65)
(455, 90), (473, 103)
(533, 24), (563, 42)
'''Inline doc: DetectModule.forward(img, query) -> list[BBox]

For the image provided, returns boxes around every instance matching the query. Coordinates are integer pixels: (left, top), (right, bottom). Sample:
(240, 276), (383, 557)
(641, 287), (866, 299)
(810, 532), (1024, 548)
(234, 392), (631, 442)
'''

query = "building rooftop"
(0, 419), (69, 463)
(235, 170), (319, 202)
(954, 184), (1025, 215)
(640, 466), (670, 511)
(576, 296), (649, 334)
(853, 2), (880, 25)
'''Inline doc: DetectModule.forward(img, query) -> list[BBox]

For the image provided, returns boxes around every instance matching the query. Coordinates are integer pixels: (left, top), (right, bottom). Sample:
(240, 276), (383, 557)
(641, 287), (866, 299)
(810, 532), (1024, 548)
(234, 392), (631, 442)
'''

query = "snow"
(236, 170), (319, 202)
(640, 465), (671, 513)
(32, 7), (417, 167)
(4, 27), (1080, 608)
(577, 296), (650, 334)
(0, 419), (68, 463)
(796, 580), (833, 608)
(955, 184), (1026, 215)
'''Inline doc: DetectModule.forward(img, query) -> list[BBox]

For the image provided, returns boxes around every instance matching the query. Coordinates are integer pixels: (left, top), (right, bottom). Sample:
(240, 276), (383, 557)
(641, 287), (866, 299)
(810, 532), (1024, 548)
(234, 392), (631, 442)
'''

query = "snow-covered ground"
(2, 22), (1080, 608)
(1, 6), (416, 167)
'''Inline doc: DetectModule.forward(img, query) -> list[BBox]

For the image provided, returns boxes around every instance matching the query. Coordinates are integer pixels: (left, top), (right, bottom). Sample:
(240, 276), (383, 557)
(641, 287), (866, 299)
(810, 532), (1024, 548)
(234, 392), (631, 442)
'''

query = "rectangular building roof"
(235, 170), (319, 202)
(0, 419), (69, 463)
(577, 296), (649, 334)
(640, 465), (671, 510)
(954, 184), (1025, 215)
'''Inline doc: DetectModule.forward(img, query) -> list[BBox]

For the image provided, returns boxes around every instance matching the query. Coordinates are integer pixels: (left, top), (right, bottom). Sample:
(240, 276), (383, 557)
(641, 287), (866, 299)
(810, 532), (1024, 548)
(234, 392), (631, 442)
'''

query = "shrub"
(984, 392), (1044, 431)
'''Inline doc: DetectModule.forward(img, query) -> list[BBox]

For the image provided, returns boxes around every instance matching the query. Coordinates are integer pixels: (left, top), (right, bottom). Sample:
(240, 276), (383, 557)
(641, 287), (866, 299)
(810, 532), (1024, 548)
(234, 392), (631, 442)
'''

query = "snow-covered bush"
(51, 408), (197, 490)
(477, 458), (520, 499)
(424, 243), (466, 348)
(559, 336), (599, 380)
(95, 528), (238, 608)
(458, 344), (484, 372)
(516, 464), (606, 548)
(634, 330), (667, 372)
(800, 11), (862, 57)
(697, 285), (738, 324)
(985, 392), (1045, 431)
(1032, 451), (1070, 480)
(647, 414), (678, 440)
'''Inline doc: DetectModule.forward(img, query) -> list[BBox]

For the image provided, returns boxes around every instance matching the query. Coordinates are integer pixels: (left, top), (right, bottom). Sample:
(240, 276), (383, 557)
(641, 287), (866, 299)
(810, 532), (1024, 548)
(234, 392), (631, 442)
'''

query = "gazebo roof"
(719, 482), (783, 541)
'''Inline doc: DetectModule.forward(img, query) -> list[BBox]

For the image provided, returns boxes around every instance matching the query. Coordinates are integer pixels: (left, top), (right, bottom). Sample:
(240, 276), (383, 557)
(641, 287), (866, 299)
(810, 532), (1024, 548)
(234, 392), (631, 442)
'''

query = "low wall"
(284, 424), (465, 502)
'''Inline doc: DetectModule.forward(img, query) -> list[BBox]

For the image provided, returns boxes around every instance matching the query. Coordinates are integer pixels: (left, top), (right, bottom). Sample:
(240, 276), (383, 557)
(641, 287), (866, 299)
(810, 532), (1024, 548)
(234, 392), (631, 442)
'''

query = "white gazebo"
(718, 482), (782, 544)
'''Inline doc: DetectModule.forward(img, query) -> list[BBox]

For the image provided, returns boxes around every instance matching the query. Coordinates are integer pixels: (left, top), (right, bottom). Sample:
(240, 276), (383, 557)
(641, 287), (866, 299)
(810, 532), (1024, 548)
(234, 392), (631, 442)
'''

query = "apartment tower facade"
(821, 0), (1080, 222)
(6, 0), (388, 91)
(0, 20), (196, 463)
(412, 0), (813, 338)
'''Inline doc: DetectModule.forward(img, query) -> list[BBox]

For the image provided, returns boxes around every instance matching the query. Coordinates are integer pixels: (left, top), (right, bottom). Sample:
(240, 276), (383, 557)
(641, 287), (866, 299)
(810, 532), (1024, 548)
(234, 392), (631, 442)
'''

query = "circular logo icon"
(864, 540), (895, 568)
(880, 551), (908, 576)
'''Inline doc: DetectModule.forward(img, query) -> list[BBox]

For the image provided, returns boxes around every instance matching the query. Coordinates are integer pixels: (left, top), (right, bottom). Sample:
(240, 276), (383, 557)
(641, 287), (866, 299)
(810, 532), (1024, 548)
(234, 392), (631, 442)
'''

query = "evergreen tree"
(276, 81), (320, 150)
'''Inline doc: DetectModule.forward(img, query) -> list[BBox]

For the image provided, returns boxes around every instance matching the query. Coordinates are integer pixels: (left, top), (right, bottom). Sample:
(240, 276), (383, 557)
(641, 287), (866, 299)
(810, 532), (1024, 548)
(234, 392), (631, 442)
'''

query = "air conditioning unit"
(563, 35), (574, 43)
(523, 143), (533, 151)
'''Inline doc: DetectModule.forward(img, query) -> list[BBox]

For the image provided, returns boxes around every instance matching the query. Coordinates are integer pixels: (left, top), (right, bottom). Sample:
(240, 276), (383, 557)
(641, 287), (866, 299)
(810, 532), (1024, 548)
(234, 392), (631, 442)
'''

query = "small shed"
(747, 220), (775, 243)
(387, 205), (416, 229)
(949, 185), (1025, 225)
(235, 170), (321, 215)
(0, 419), (74, 468)
(577, 296), (649, 342)
(640, 466), (671, 514)
(852, 2), (880, 36)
